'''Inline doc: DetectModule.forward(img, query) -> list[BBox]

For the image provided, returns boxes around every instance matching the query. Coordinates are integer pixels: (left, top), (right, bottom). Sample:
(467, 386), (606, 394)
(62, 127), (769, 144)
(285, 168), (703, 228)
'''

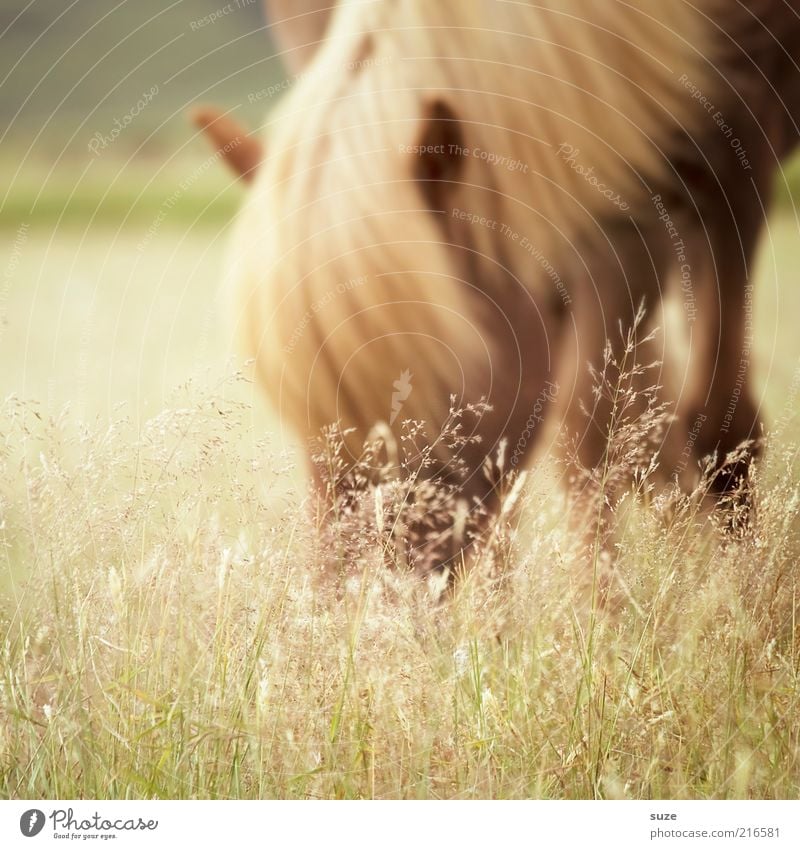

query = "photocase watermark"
(248, 55), (393, 104)
(773, 355), (800, 434)
(189, 0), (256, 31)
(249, 76), (296, 104)
(137, 138), (243, 252)
(87, 85), (159, 156)
(451, 208), (572, 307)
(283, 275), (370, 354)
(651, 193), (695, 323)
(18, 807), (159, 837)
(346, 53), (392, 73)
(510, 380), (560, 466)
(678, 73), (752, 170)
(400, 142), (529, 174)
(555, 144), (630, 211)
(20, 809), (45, 837)
(720, 282), (755, 434)
(674, 412), (707, 477)
(1, 220), (28, 343)
(390, 369), (413, 425)
(499, 221), (572, 308)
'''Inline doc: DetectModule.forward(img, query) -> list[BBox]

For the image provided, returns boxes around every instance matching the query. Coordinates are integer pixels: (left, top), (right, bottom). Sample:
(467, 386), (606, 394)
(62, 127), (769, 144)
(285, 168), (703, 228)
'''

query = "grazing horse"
(196, 0), (800, 565)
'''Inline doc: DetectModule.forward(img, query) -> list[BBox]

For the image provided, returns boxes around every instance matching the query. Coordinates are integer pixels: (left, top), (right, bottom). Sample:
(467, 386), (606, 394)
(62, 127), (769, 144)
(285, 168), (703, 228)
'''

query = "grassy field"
(1, 171), (800, 798)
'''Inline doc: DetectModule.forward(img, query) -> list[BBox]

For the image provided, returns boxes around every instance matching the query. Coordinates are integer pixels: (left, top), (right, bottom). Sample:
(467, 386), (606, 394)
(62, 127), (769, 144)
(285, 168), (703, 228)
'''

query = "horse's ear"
(189, 106), (264, 184)
(263, 0), (334, 73)
(413, 100), (465, 210)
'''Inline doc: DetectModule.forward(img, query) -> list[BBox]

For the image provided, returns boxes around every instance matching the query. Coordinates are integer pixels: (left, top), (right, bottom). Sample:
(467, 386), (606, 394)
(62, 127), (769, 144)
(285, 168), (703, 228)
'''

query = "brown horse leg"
(678, 216), (764, 501)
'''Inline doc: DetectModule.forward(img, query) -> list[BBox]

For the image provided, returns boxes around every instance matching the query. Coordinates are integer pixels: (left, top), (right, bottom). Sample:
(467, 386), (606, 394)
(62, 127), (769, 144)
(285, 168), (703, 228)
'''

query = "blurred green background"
(0, 0), (291, 430)
(1, 0), (800, 448)
(0, 0), (285, 221)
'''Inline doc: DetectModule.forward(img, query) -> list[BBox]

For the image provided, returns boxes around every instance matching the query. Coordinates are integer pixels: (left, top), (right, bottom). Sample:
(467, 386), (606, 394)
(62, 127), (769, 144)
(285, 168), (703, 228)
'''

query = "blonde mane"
(230, 0), (721, 456)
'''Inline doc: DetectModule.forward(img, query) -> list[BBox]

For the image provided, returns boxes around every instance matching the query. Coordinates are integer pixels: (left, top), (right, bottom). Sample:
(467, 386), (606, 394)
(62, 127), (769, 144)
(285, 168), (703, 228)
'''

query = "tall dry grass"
(1, 350), (799, 799)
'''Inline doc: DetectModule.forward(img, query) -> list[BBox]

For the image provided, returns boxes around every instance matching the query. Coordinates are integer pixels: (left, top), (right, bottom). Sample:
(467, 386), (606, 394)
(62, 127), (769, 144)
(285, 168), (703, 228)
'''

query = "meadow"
(1, 156), (800, 799)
